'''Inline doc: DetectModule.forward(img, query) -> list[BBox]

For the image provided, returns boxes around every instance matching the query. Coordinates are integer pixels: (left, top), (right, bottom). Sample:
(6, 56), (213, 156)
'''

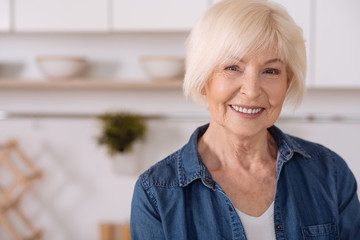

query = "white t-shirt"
(236, 202), (276, 240)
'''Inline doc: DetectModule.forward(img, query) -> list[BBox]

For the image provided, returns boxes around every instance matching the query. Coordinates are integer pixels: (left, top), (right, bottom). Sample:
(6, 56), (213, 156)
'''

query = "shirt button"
(285, 151), (291, 156)
(204, 179), (212, 185)
(276, 225), (281, 230)
(228, 205), (233, 211)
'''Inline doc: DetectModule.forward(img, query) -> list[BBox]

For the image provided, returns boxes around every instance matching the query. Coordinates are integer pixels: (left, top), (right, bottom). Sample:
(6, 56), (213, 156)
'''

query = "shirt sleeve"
(130, 178), (166, 240)
(335, 154), (360, 238)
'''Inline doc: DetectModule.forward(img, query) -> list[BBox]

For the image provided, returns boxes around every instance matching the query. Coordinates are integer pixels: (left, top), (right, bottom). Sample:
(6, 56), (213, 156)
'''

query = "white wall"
(0, 34), (360, 240)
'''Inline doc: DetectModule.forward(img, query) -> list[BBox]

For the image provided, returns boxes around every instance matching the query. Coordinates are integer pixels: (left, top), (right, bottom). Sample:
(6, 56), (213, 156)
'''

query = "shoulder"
(290, 134), (333, 156)
(282, 133), (358, 198)
(136, 124), (207, 191)
(270, 125), (344, 164)
(137, 148), (183, 191)
(285, 132), (349, 171)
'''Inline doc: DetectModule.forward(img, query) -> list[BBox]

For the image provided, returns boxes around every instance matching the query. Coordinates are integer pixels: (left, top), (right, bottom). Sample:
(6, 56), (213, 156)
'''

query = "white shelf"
(0, 79), (183, 90)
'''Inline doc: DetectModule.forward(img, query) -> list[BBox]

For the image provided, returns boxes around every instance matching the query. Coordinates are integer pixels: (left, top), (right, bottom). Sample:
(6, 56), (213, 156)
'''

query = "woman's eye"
(264, 68), (280, 75)
(225, 66), (238, 71)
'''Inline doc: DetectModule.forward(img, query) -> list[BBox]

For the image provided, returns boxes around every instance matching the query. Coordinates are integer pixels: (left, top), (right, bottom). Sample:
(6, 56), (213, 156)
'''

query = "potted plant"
(97, 112), (147, 157)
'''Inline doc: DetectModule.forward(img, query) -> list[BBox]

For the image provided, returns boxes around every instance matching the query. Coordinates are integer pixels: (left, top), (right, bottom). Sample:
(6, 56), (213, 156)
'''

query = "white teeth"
(231, 105), (262, 114)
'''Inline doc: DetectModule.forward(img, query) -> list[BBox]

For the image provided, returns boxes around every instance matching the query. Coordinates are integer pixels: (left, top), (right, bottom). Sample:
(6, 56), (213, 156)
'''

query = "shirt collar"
(268, 125), (311, 161)
(178, 124), (311, 187)
(178, 124), (211, 188)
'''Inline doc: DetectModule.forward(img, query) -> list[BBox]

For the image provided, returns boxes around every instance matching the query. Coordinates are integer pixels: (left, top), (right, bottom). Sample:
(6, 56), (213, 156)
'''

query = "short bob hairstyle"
(183, 0), (306, 107)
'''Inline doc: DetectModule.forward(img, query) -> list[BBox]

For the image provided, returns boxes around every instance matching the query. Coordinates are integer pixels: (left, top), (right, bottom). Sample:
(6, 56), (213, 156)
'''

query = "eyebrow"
(265, 58), (283, 64)
(228, 57), (284, 64)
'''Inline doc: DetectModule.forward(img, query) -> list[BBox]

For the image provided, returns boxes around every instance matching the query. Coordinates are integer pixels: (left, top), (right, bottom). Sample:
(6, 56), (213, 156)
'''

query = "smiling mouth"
(230, 105), (263, 114)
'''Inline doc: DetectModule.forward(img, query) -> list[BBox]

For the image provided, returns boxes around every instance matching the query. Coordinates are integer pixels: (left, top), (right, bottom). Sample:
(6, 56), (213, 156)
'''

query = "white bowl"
(37, 56), (87, 79)
(140, 56), (185, 80)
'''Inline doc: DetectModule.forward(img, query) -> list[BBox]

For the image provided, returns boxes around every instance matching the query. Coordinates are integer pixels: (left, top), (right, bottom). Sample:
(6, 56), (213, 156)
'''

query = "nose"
(239, 70), (261, 99)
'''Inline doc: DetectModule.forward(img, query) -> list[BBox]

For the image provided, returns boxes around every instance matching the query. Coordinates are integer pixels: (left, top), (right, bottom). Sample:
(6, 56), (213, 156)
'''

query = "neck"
(198, 124), (277, 171)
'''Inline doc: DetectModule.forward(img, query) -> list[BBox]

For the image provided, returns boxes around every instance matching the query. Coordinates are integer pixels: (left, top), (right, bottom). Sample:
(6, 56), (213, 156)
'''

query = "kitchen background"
(0, 0), (360, 239)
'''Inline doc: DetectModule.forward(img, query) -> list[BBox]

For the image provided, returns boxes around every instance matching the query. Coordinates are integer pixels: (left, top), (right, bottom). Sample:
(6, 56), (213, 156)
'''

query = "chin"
(225, 123), (268, 138)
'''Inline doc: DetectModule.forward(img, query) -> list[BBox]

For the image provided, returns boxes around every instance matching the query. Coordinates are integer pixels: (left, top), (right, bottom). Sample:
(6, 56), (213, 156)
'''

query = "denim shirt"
(131, 124), (360, 239)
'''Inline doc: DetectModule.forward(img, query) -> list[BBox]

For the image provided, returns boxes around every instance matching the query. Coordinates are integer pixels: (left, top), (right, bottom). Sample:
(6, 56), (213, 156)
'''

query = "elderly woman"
(130, 0), (360, 239)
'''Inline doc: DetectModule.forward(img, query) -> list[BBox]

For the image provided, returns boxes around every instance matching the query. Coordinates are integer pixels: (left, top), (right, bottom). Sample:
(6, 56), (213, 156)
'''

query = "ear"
(200, 86), (206, 95)
(286, 68), (294, 89)
(287, 77), (291, 89)
(201, 78), (210, 95)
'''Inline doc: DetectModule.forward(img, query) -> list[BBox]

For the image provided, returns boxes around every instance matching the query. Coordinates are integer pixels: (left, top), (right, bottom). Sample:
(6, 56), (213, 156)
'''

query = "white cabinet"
(314, 0), (360, 87)
(112, 0), (209, 31)
(0, 0), (11, 32)
(14, 0), (108, 32)
(210, 0), (222, 4)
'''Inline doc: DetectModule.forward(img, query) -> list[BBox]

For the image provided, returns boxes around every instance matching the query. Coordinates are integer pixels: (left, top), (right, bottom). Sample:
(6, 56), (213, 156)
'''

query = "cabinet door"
(314, 0), (360, 87)
(112, 0), (208, 31)
(14, 0), (108, 32)
(0, 0), (11, 32)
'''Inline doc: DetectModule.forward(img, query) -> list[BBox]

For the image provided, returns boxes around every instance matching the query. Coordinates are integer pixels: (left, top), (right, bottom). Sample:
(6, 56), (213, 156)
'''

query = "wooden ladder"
(0, 140), (43, 240)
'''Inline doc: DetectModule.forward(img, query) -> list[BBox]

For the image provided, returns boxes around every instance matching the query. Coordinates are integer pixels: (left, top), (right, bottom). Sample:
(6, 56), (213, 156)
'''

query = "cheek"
(267, 67), (290, 105)
(205, 75), (234, 103)
(267, 82), (288, 107)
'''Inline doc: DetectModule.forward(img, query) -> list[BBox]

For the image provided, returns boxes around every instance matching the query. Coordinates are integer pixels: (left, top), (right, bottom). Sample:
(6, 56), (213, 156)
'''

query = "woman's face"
(203, 50), (289, 137)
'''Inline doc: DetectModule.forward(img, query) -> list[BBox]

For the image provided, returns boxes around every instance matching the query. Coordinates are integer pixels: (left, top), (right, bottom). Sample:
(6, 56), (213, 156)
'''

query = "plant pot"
(111, 142), (143, 175)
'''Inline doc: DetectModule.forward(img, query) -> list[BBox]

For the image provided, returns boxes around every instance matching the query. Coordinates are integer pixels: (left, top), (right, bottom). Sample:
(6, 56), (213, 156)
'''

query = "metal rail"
(1, 110), (360, 123)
